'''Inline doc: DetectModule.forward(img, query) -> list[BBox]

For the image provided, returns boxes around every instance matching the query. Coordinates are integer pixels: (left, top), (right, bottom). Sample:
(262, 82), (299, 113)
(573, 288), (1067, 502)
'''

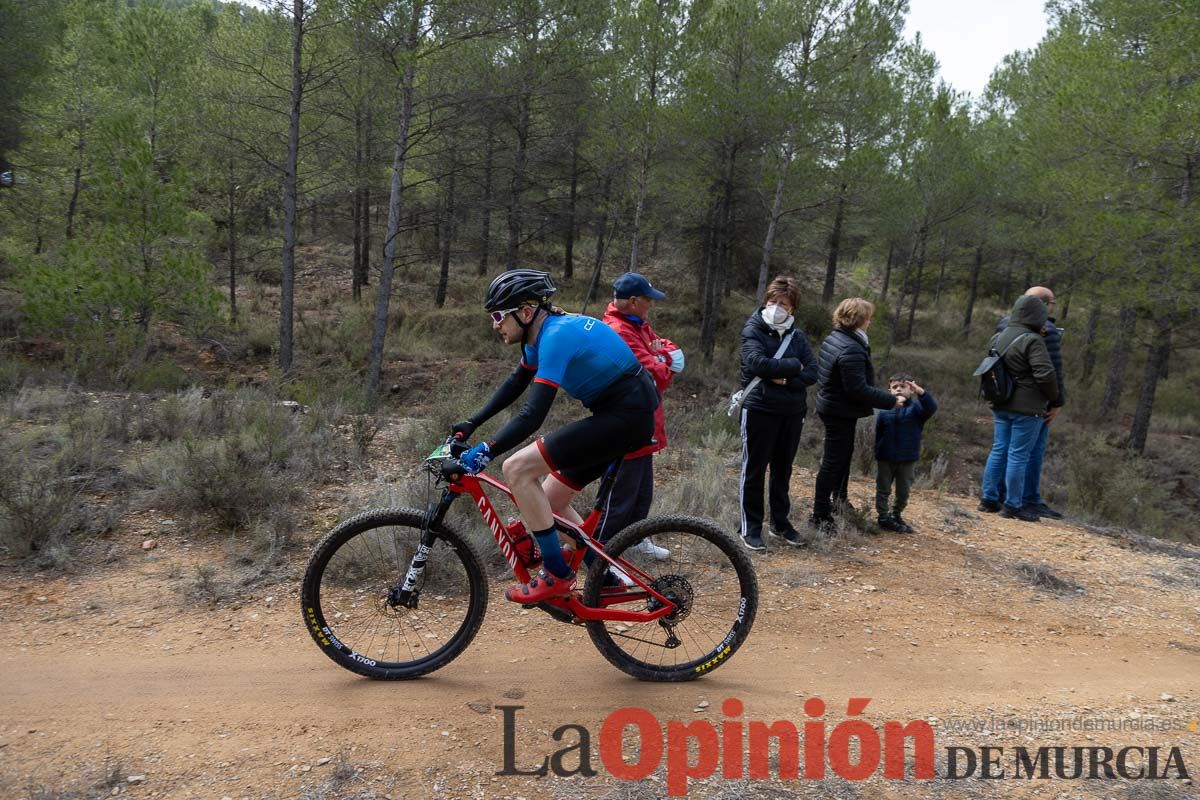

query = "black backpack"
(973, 333), (1033, 403)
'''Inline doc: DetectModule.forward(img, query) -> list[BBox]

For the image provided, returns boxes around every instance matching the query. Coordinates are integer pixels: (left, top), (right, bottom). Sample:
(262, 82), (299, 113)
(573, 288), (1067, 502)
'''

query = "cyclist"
(451, 269), (659, 603)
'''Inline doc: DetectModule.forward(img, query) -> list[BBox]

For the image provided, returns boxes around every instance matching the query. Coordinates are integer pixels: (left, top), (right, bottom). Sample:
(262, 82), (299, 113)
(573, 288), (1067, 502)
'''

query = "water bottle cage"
(511, 532), (541, 567)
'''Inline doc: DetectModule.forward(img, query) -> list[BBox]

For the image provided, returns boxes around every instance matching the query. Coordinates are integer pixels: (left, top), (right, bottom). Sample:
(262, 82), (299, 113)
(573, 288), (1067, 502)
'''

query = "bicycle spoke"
(309, 514), (478, 673)
(585, 517), (757, 680)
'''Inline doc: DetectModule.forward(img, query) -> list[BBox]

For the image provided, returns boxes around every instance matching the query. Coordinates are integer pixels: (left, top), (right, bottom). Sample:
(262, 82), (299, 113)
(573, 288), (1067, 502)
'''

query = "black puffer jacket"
(996, 312), (1065, 408)
(738, 311), (819, 416)
(815, 326), (896, 419)
(988, 295), (1058, 416)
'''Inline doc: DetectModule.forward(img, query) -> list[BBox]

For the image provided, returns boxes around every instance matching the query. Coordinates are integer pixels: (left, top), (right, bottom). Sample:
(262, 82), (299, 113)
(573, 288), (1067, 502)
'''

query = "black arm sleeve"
(468, 364), (535, 427)
(487, 381), (558, 455)
(841, 349), (897, 410)
(741, 334), (803, 379)
(788, 334), (819, 388)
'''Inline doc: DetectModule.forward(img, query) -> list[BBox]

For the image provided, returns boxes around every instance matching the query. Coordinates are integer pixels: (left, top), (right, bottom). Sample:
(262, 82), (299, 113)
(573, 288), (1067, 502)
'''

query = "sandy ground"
(2, 470), (1198, 800)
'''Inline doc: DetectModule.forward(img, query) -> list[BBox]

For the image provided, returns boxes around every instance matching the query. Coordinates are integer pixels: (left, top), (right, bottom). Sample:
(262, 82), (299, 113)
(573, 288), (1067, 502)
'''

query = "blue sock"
(532, 525), (571, 578)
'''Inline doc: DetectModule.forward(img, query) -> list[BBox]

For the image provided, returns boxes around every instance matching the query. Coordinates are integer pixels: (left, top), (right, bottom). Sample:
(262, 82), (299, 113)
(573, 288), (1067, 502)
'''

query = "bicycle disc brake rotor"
(648, 575), (694, 624)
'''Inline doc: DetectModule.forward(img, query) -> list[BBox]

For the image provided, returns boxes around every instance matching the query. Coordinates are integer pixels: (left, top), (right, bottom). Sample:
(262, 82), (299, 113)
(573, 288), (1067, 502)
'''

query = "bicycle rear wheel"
(582, 515), (757, 681)
(301, 508), (488, 679)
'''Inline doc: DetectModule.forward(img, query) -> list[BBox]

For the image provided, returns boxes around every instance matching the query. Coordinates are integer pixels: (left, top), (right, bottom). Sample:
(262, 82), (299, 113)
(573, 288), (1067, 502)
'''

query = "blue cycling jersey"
(521, 314), (639, 406)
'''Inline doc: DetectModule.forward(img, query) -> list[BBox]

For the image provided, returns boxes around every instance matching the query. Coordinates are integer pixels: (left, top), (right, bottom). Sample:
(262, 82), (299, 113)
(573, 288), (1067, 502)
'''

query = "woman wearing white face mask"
(736, 276), (819, 552)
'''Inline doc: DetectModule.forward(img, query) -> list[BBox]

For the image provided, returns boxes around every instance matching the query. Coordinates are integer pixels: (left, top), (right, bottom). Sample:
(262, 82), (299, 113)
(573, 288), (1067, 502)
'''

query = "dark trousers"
(738, 409), (805, 537)
(812, 413), (858, 520)
(588, 454), (654, 566)
(876, 460), (916, 516)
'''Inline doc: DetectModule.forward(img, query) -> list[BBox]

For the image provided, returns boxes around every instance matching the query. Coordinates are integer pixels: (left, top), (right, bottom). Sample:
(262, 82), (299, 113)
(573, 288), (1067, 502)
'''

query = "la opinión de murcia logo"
(496, 698), (1192, 796)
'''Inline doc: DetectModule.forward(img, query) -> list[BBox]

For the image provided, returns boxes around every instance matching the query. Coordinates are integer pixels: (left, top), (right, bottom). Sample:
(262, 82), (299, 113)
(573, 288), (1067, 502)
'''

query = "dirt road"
(2, 480), (1198, 799)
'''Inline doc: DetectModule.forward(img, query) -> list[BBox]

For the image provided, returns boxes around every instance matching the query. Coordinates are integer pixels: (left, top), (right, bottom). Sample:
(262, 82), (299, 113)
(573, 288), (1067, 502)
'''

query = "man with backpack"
(993, 286), (1066, 519)
(977, 294), (1060, 522)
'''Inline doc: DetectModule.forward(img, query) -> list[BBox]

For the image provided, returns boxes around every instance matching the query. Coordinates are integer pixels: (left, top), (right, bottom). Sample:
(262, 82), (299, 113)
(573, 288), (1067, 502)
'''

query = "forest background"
(0, 0), (1197, 573)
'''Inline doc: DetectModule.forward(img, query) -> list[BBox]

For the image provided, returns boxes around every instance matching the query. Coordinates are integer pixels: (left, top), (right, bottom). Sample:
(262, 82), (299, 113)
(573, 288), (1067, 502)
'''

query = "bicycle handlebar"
(439, 437), (472, 482)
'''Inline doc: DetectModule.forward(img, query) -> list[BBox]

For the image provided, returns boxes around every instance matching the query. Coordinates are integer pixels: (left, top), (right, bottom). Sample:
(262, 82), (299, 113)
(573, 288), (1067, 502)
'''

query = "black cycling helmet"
(484, 269), (557, 312)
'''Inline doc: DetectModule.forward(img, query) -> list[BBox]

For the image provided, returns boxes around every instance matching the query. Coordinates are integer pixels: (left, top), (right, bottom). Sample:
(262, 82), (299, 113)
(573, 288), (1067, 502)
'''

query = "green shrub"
(1153, 369), (1200, 419)
(653, 447), (738, 531)
(60, 409), (125, 485)
(678, 406), (735, 449)
(350, 413), (382, 458)
(1065, 435), (1169, 534)
(239, 316), (276, 359)
(0, 441), (111, 560)
(129, 386), (348, 530)
(128, 356), (191, 392)
(134, 433), (303, 531)
(6, 385), (86, 421)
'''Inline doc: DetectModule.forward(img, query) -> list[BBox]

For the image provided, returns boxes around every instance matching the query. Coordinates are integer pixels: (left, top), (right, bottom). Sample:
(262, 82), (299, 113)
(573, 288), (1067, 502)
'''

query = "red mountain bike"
(301, 439), (758, 681)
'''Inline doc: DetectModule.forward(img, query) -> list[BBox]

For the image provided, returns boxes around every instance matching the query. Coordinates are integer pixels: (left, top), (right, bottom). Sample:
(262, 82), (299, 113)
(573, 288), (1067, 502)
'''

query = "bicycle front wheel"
(582, 515), (758, 681)
(301, 508), (488, 679)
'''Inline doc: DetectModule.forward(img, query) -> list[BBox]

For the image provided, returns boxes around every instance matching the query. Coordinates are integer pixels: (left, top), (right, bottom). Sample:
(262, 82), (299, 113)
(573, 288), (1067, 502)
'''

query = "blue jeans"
(981, 411), (1044, 510)
(997, 419), (1050, 506)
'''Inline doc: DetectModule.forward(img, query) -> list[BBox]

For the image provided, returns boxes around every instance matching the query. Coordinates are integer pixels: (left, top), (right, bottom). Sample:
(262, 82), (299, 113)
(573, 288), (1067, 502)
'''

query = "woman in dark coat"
(810, 297), (901, 532)
(736, 276), (819, 551)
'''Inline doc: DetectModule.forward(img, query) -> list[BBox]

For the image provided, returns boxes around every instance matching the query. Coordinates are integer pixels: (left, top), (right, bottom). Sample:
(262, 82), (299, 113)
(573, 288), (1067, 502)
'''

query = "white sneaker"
(607, 566), (634, 587)
(630, 538), (670, 560)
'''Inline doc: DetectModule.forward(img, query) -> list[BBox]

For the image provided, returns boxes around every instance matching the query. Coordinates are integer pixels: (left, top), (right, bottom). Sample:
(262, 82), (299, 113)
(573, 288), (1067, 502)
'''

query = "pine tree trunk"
(821, 185), (847, 305)
(756, 147), (790, 303)
(365, 1), (420, 400)
(563, 137), (579, 279)
(352, 191), (362, 301)
(1098, 304), (1138, 417)
(1000, 260), (1013, 308)
(629, 152), (648, 272)
(361, 104), (372, 288)
(65, 131), (84, 240)
(1081, 296), (1101, 387)
(961, 245), (982, 339)
(478, 126), (494, 276)
(582, 171), (613, 313)
(1181, 152), (1193, 208)
(228, 169), (238, 323)
(702, 152), (736, 362)
(435, 170), (455, 308)
(700, 199), (723, 363)
(1059, 259), (1074, 322)
(360, 188), (371, 288)
(279, 0), (304, 375)
(880, 239), (895, 301)
(1157, 327), (1171, 381)
(506, 88), (531, 269)
(1128, 328), (1171, 455)
(722, 200), (733, 302)
(352, 107), (363, 301)
(697, 203), (715, 314)
(904, 226), (928, 341)
(933, 238), (948, 305)
(889, 236), (919, 346)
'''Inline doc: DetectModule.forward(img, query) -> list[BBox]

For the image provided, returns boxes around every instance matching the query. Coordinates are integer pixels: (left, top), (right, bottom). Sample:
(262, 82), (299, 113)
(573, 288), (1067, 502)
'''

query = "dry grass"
(1015, 561), (1084, 595)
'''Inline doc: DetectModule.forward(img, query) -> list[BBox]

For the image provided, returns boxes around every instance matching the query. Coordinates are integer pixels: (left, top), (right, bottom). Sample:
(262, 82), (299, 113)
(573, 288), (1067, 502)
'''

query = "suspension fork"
(391, 488), (459, 608)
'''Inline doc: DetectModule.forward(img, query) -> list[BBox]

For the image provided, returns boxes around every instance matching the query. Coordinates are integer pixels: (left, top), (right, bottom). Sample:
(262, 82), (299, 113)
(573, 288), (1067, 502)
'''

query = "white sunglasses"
(489, 306), (522, 324)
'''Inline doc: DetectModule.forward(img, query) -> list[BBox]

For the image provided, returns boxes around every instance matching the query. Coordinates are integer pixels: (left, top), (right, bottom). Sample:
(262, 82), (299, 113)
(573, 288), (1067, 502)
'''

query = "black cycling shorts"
(537, 370), (658, 491)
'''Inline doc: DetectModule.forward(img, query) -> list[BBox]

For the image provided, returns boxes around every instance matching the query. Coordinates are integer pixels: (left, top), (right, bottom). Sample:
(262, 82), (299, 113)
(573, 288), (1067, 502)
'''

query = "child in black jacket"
(874, 373), (938, 532)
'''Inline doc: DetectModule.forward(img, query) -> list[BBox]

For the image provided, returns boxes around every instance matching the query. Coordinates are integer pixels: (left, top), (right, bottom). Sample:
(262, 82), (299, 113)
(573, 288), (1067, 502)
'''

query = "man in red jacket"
(600, 272), (684, 563)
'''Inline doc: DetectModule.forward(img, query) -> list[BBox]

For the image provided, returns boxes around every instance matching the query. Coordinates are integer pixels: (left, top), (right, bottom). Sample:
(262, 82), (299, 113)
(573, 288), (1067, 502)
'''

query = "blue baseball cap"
(612, 272), (666, 300)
